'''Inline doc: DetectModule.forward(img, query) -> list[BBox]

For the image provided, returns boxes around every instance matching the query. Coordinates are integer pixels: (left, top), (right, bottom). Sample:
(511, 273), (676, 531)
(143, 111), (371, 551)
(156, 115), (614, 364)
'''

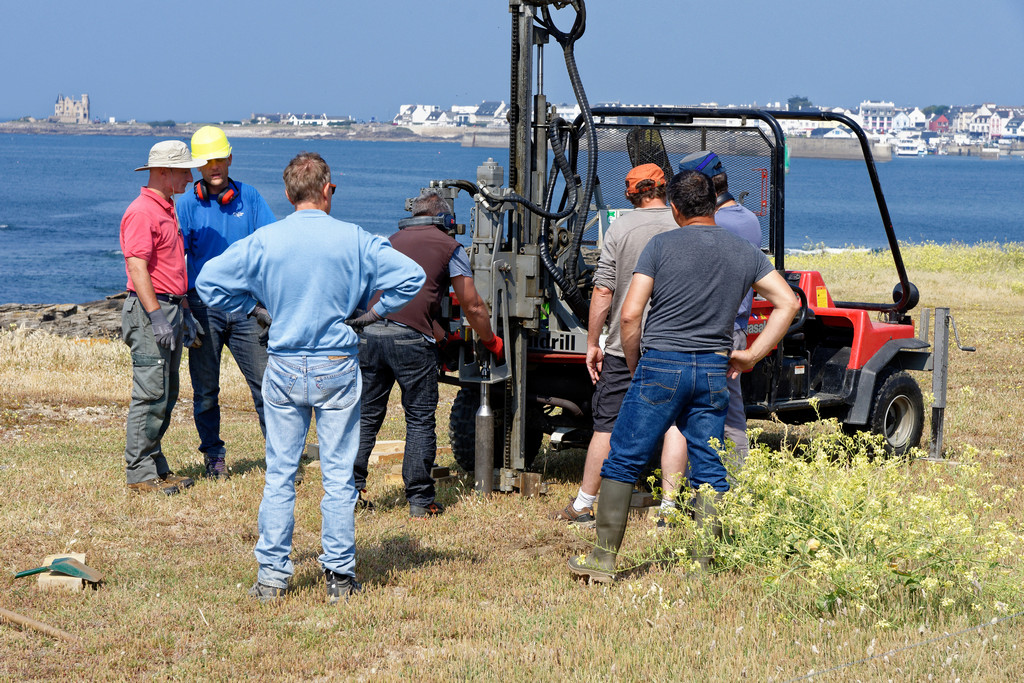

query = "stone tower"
(54, 93), (90, 124)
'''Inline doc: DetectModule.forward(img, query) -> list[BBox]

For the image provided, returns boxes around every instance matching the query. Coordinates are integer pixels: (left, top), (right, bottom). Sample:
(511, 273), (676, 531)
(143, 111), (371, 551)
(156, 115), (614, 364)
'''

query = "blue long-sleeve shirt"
(176, 180), (276, 289)
(196, 209), (425, 357)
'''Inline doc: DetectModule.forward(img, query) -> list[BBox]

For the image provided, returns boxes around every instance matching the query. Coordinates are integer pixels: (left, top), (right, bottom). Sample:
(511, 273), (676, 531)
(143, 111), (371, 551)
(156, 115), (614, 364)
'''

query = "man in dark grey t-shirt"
(569, 170), (799, 584)
(551, 163), (686, 528)
(679, 150), (762, 471)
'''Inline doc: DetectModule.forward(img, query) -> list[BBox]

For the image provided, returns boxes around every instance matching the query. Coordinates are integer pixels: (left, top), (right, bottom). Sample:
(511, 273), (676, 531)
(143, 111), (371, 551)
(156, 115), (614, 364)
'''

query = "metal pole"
(474, 383), (494, 494)
(929, 308), (950, 458)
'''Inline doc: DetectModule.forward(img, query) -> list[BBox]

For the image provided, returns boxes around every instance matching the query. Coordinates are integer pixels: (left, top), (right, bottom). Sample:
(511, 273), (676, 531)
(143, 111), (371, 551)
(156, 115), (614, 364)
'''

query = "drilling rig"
(410, 0), (969, 495)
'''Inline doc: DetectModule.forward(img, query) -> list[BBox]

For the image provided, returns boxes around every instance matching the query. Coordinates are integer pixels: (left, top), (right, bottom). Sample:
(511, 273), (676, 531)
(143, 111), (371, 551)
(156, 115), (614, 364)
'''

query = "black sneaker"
(410, 502), (444, 518)
(356, 490), (375, 511)
(248, 581), (287, 602)
(203, 454), (229, 480)
(325, 569), (362, 603)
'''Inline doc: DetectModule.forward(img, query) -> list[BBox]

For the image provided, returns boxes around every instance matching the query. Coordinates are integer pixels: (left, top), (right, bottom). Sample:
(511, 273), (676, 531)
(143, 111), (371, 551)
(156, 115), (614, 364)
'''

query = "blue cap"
(678, 150), (725, 177)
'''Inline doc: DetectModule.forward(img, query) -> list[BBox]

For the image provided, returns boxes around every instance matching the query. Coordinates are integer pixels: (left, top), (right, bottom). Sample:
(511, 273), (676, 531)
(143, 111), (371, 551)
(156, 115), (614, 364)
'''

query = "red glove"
(482, 334), (504, 359)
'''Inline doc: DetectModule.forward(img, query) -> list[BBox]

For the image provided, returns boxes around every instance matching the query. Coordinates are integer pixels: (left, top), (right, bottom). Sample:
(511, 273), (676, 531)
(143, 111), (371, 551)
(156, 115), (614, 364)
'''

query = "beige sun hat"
(135, 140), (207, 171)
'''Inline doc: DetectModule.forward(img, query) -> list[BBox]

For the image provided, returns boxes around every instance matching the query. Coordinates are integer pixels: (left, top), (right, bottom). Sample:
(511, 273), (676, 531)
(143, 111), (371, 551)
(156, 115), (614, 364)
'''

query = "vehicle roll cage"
(570, 106), (914, 314)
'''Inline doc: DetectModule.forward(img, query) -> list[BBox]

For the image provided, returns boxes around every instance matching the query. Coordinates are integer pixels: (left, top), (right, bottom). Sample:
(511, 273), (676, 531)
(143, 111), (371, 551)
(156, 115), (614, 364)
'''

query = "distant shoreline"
(0, 120), (466, 145)
(5, 120), (1022, 159)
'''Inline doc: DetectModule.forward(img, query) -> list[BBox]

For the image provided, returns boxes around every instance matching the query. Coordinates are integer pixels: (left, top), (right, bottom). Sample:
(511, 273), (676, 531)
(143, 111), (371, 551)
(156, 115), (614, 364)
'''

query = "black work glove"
(249, 304), (272, 329)
(182, 310), (204, 349)
(147, 307), (176, 350)
(345, 308), (382, 333)
(249, 304), (272, 347)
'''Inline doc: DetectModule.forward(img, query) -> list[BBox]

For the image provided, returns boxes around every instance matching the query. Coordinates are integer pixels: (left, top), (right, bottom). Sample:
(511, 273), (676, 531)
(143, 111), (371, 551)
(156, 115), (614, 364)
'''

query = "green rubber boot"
(690, 490), (724, 571)
(568, 479), (633, 583)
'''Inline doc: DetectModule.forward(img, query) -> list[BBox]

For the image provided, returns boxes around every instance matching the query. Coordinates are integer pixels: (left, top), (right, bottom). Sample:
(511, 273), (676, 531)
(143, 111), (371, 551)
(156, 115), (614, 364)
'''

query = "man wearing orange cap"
(551, 163), (688, 527)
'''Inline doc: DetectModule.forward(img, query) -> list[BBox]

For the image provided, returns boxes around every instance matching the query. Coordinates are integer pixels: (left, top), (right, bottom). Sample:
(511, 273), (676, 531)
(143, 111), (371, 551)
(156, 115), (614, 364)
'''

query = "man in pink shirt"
(120, 140), (206, 495)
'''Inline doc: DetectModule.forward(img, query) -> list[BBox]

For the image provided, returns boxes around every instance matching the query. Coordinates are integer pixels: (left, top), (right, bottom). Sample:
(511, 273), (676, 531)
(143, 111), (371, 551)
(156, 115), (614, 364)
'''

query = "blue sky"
(3, 0), (1021, 122)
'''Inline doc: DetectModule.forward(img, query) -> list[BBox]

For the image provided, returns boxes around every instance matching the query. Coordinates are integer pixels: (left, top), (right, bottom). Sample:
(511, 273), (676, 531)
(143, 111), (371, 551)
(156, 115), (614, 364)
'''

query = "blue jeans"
(255, 354), (361, 588)
(353, 323), (439, 507)
(187, 290), (268, 458)
(601, 349), (731, 492)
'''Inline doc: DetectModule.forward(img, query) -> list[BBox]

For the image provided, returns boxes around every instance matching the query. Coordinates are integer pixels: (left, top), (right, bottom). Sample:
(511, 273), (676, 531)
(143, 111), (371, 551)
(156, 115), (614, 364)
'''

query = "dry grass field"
(1, 243), (1023, 681)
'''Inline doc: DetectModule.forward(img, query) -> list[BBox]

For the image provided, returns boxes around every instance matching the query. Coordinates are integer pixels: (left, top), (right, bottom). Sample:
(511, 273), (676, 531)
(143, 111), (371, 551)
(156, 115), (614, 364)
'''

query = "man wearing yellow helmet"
(177, 125), (276, 479)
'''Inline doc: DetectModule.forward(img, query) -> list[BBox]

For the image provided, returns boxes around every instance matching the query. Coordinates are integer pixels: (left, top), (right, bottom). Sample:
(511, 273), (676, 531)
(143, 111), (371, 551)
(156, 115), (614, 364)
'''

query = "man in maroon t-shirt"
(120, 140), (205, 495)
(351, 189), (503, 518)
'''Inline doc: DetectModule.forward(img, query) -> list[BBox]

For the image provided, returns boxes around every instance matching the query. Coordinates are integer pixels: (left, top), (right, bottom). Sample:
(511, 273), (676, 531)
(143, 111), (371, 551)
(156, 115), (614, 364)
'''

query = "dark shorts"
(592, 353), (632, 433)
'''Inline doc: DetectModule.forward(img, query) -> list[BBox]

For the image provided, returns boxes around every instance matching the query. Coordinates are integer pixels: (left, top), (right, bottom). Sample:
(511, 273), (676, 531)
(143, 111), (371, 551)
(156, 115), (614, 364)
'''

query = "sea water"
(1, 133), (1022, 304)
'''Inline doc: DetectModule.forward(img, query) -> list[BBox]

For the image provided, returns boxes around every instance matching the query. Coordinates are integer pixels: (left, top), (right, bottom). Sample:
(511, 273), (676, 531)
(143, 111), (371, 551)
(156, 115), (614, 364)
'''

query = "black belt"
(128, 291), (184, 305)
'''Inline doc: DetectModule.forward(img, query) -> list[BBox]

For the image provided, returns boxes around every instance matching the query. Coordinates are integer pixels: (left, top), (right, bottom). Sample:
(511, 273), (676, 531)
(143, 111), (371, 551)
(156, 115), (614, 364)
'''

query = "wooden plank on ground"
(367, 440), (405, 465)
(367, 442), (453, 465)
(38, 552), (87, 593)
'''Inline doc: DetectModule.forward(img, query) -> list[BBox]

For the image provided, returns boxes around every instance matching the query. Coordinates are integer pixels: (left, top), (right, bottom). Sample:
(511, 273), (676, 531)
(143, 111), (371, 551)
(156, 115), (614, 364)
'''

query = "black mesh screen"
(574, 119), (777, 252)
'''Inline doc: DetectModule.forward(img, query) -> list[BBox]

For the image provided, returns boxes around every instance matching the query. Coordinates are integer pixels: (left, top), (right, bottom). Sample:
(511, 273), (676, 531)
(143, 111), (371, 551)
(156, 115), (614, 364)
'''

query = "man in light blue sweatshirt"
(197, 152), (425, 603)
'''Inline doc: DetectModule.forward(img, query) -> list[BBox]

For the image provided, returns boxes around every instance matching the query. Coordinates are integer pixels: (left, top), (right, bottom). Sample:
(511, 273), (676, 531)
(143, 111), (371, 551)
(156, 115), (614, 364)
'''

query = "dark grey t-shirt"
(634, 225), (774, 353)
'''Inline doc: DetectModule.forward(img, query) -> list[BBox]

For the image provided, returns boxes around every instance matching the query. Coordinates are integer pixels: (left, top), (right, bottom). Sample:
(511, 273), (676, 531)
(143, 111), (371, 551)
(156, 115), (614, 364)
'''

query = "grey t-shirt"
(592, 206), (679, 357)
(635, 225), (775, 353)
(715, 203), (763, 330)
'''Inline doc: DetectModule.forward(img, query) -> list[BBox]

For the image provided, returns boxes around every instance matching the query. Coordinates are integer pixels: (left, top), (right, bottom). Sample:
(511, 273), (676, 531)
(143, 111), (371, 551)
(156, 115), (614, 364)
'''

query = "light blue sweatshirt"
(196, 209), (425, 357)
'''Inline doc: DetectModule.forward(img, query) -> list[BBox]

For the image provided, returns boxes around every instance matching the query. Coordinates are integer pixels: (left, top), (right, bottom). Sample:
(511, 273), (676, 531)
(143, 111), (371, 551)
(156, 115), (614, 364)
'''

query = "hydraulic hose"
(538, 121), (588, 323)
(538, 1), (597, 303)
(440, 117), (580, 222)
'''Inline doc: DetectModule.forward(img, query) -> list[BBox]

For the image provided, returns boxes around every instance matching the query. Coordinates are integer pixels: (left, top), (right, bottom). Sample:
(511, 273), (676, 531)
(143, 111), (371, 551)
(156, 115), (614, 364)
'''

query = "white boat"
(894, 139), (926, 157)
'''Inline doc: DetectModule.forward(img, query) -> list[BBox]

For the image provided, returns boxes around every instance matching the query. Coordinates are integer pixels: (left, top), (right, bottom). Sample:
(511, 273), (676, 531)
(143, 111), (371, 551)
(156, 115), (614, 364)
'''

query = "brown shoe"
(550, 498), (596, 528)
(128, 478), (180, 495)
(159, 472), (195, 489)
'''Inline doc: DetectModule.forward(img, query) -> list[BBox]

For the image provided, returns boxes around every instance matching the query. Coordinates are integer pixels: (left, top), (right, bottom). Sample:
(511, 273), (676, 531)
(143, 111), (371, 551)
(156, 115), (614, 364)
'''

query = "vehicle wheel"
(449, 387), (480, 473)
(867, 370), (924, 456)
(448, 386), (542, 473)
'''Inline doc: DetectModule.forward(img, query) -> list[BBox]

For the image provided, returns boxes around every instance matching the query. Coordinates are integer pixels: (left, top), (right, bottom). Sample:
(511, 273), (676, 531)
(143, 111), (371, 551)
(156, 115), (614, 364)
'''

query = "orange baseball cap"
(625, 163), (666, 195)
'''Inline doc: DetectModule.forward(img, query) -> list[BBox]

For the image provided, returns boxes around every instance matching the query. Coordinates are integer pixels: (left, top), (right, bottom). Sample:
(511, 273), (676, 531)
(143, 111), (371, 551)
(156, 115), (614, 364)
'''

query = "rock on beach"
(0, 292), (126, 340)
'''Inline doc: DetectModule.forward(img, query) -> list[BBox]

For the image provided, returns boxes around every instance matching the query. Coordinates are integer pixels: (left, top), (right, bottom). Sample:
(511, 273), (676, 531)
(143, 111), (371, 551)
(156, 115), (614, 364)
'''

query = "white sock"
(573, 490), (597, 512)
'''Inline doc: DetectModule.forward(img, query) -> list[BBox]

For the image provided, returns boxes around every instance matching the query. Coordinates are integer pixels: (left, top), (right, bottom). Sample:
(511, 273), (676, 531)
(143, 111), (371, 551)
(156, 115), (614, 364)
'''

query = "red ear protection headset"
(194, 179), (239, 205)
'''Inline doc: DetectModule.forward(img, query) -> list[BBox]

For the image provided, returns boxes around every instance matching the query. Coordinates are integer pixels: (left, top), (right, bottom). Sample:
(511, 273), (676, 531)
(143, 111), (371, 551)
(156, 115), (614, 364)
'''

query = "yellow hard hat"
(190, 125), (232, 161)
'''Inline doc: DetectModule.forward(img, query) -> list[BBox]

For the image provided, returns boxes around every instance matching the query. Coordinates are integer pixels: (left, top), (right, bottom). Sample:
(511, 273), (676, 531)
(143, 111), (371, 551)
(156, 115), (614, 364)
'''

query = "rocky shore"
(0, 292), (126, 340)
(0, 120), (465, 144)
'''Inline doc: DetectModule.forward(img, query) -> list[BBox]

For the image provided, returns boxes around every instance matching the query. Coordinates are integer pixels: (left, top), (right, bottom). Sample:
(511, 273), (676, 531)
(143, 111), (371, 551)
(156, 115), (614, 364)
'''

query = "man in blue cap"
(678, 150), (762, 472)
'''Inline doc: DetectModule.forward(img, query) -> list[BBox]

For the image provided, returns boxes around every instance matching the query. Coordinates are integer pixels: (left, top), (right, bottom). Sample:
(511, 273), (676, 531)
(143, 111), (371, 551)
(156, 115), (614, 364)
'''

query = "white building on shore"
(395, 101), (507, 127)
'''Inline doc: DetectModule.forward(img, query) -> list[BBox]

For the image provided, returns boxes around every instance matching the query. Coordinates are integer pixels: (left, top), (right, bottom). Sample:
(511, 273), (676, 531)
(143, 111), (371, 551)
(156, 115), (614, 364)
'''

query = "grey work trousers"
(724, 327), (750, 476)
(121, 296), (184, 484)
